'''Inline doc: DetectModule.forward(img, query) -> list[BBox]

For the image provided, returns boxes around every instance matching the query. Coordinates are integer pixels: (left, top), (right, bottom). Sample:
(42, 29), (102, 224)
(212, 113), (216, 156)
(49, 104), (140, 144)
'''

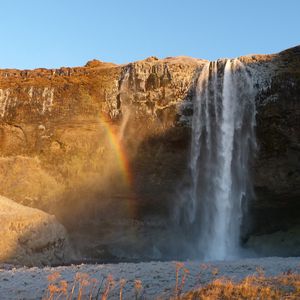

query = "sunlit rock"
(0, 195), (72, 266)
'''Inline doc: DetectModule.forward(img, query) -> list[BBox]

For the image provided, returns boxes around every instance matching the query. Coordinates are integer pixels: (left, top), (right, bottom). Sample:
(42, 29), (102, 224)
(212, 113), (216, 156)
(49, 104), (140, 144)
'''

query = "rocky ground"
(0, 257), (299, 299)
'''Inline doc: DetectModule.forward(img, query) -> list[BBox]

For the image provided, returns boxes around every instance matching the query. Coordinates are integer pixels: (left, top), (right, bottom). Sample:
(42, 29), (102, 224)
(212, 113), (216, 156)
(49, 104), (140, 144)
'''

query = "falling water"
(182, 59), (256, 260)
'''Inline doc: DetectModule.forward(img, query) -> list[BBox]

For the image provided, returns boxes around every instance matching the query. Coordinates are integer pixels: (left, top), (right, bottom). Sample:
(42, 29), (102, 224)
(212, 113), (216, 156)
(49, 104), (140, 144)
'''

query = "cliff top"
(0, 45), (298, 83)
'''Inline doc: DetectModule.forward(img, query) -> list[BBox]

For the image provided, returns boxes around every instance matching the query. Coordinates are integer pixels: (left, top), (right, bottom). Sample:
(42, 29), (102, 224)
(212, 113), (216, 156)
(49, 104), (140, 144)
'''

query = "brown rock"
(0, 195), (72, 266)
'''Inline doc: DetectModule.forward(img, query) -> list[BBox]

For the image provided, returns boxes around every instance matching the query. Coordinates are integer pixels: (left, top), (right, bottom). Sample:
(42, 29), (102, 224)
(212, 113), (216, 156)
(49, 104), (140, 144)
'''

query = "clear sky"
(1, 0), (299, 69)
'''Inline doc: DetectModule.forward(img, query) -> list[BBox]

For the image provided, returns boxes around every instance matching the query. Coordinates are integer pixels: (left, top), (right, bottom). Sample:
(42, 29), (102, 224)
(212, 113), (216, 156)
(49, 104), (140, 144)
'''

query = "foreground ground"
(0, 257), (299, 299)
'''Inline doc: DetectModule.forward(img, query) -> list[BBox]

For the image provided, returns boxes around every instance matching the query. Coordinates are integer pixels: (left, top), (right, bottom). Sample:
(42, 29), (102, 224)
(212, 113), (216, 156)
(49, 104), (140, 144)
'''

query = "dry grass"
(43, 271), (140, 300)
(180, 272), (300, 300)
(43, 264), (300, 300)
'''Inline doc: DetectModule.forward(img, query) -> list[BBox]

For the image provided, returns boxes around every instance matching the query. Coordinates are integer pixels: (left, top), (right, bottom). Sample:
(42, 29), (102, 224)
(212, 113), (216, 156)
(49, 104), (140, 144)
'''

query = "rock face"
(0, 156), (63, 208)
(246, 226), (300, 257)
(0, 195), (72, 266)
(0, 47), (299, 260)
(250, 47), (300, 236)
(0, 56), (203, 210)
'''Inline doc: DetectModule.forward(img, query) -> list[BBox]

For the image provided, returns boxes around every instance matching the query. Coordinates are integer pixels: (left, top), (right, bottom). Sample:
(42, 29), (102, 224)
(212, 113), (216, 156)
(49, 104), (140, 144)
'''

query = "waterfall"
(181, 59), (256, 260)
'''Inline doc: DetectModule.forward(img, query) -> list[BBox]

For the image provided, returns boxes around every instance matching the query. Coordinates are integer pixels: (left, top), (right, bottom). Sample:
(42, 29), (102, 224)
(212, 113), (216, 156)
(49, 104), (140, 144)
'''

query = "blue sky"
(1, 0), (299, 69)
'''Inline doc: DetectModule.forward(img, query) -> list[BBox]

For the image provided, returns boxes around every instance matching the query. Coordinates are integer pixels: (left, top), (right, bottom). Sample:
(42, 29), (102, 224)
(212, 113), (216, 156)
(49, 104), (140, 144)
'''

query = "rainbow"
(99, 113), (133, 188)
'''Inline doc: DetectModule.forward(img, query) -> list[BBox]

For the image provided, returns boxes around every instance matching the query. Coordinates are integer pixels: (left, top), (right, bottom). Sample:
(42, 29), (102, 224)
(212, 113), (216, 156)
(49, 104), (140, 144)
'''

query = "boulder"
(0, 195), (72, 266)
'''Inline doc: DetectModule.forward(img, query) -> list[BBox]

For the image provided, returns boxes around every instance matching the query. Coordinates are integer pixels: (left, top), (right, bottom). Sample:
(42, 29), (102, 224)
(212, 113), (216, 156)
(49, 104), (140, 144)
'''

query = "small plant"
(44, 272), (68, 300)
(174, 262), (190, 299)
(47, 272), (61, 282)
(134, 279), (143, 300)
(88, 278), (99, 300)
(119, 278), (126, 300)
(178, 268), (190, 297)
(256, 266), (265, 278)
(101, 274), (115, 300)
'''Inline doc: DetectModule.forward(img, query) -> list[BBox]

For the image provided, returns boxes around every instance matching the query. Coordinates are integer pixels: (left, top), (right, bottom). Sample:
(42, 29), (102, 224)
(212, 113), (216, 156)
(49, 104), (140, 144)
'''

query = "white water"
(182, 59), (256, 260)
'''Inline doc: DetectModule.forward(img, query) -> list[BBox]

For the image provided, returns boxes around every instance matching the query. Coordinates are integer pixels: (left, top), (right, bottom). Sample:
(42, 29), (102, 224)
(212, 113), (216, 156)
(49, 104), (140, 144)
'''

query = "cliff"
(0, 46), (299, 260)
(0, 56), (204, 215)
(251, 47), (300, 236)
